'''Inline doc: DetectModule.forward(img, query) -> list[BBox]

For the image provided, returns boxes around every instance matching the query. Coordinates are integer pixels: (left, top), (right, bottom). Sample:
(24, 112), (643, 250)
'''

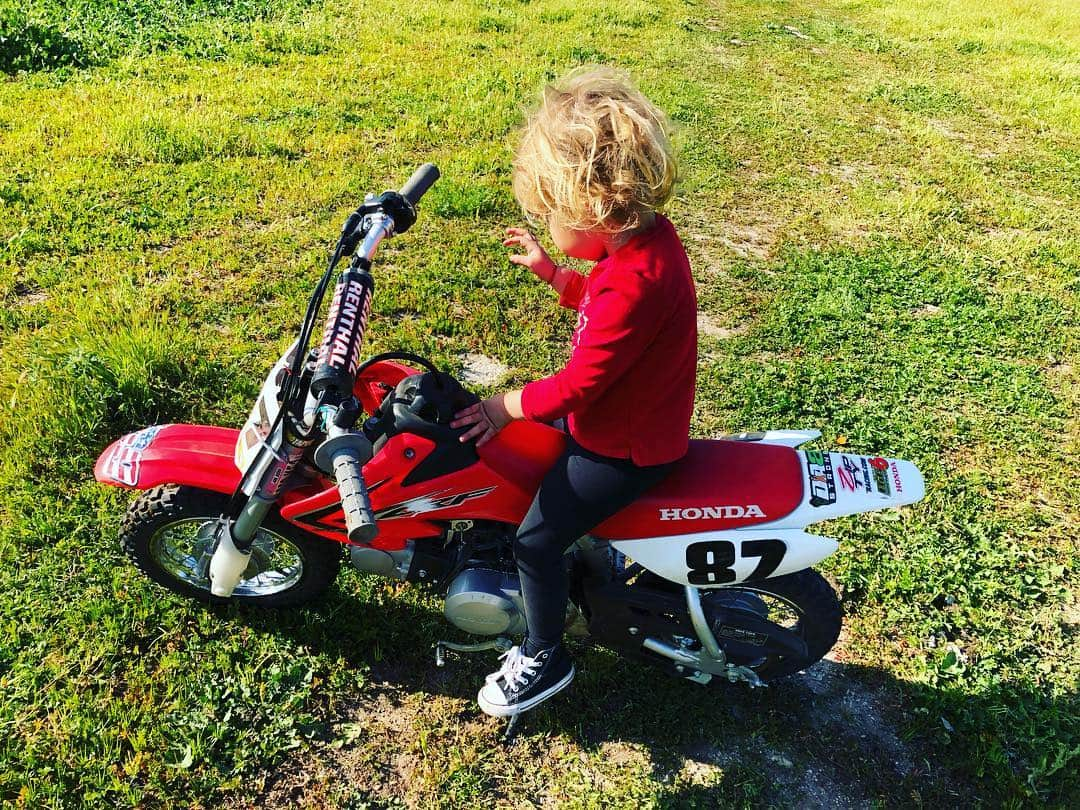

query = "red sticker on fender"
(103, 426), (163, 486)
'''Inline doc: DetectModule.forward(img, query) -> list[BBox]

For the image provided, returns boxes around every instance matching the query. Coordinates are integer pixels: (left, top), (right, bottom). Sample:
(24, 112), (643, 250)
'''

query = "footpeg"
(726, 664), (766, 688)
(434, 637), (513, 667)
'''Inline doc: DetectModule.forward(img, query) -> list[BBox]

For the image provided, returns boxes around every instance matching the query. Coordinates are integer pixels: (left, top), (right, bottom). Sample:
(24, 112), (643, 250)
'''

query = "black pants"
(514, 435), (674, 656)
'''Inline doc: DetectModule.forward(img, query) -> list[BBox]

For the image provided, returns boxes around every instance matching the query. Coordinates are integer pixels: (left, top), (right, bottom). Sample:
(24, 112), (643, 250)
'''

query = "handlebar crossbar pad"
(399, 163), (440, 207)
(332, 450), (378, 544)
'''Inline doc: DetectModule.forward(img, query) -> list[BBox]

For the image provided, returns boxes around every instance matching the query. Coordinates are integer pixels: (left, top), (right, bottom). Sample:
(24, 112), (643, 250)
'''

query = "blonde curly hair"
(512, 67), (677, 234)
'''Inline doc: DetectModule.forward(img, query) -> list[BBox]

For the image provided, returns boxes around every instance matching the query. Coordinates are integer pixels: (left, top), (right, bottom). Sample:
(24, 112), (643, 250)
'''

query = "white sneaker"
(477, 645), (575, 718)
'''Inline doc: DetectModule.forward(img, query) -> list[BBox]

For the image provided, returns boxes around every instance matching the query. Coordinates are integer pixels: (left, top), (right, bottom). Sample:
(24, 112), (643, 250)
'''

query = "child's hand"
(451, 391), (522, 447)
(504, 227), (557, 284)
(451, 395), (514, 447)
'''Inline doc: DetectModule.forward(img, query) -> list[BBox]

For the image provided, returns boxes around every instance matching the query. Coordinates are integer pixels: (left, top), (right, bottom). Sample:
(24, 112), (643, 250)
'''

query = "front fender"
(94, 424), (242, 495)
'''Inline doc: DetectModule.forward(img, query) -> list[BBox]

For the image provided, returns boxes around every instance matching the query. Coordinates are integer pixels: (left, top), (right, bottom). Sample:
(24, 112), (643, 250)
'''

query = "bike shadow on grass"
(233, 578), (1076, 807)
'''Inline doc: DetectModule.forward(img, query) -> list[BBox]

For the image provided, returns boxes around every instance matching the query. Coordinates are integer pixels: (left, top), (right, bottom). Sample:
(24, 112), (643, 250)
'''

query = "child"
(450, 67), (698, 717)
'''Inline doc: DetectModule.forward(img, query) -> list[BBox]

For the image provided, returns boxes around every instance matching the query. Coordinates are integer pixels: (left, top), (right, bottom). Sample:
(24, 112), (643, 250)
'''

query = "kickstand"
(503, 712), (524, 745)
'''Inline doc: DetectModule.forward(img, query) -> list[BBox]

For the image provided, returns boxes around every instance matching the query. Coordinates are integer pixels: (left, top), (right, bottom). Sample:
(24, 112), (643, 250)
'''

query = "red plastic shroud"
(94, 363), (805, 549)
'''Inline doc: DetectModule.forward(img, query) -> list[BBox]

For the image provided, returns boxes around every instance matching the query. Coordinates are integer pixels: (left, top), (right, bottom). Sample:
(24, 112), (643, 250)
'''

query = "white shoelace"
(486, 646), (541, 690)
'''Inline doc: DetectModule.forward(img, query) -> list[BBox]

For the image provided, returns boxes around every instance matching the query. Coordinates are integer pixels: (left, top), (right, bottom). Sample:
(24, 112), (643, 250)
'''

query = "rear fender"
(607, 450), (925, 587)
(94, 424), (242, 495)
(771, 451), (926, 529)
(611, 530), (838, 588)
(718, 429), (821, 448)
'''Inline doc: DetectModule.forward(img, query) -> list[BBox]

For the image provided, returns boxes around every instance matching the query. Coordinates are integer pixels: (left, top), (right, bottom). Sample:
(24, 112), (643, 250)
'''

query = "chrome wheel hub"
(149, 518), (304, 596)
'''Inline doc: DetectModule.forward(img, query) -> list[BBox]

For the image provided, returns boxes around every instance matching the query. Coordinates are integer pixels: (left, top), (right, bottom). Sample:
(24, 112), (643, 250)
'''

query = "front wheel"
(120, 485), (342, 607)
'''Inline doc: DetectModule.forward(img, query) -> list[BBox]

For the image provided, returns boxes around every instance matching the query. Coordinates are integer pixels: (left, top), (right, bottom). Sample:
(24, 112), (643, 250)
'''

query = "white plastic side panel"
(234, 342), (296, 474)
(610, 530), (838, 588)
(767, 451), (926, 529)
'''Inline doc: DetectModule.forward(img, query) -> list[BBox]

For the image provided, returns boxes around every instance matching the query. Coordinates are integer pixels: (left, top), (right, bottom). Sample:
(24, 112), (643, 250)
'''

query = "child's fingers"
(458, 423), (487, 443)
(450, 404), (481, 428)
(508, 254), (529, 266)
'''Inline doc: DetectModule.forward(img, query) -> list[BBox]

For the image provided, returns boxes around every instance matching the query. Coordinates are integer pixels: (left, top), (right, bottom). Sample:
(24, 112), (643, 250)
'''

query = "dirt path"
(239, 638), (964, 808)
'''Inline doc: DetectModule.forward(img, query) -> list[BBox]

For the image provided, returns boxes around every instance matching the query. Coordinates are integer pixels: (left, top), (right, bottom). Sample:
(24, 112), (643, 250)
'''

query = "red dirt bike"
(95, 165), (926, 688)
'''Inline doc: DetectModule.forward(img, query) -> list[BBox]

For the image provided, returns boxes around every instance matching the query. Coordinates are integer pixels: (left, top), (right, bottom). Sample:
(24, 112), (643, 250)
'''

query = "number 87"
(685, 539), (786, 585)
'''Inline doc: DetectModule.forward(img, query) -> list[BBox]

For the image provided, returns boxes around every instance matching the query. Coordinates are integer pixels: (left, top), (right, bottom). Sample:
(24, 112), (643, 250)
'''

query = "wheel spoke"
(149, 518), (305, 597)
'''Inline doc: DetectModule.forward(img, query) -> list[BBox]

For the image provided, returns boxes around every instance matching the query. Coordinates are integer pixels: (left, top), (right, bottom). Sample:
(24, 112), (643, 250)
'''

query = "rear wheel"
(120, 485), (342, 607)
(703, 569), (842, 681)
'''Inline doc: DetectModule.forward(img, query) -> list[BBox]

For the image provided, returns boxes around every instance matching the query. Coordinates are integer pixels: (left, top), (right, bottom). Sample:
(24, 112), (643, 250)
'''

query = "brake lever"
(337, 208), (369, 257)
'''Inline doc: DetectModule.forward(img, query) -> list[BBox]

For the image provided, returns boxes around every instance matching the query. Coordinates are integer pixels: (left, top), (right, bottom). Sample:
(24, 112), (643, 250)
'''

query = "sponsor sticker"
(890, 461), (903, 494)
(867, 456), (892, 496)
(103, 425), (163, 486)
(872, 464), (891, 496)
(805, 450), (836, 507)
(374, 486), (496, 520)
(716, 624), (768, 646)
(838, 455), (864, 493)
(859, 457), (874, 494)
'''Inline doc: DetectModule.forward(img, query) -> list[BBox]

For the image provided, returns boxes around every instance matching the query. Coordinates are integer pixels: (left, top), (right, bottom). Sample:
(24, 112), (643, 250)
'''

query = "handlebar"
(399, 163), (441, 207)
(238, 165), (439, 549)
(331, 447), (378, 544)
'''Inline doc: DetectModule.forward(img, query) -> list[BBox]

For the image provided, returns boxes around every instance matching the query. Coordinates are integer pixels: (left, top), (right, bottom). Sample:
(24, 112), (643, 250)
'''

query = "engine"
(443, 568), (527, 636)
(348, 529), (527, 636)
(349, 541), (590, 638)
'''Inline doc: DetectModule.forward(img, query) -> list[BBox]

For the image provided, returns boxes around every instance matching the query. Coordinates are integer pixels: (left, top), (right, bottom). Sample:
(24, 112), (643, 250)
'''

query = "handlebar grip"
(332, 449), (378, 544)
(399, 163), (440, 207)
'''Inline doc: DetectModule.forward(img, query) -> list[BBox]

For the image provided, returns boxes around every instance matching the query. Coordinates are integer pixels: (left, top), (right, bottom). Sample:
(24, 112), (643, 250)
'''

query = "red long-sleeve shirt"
(520, 214), (697, 466)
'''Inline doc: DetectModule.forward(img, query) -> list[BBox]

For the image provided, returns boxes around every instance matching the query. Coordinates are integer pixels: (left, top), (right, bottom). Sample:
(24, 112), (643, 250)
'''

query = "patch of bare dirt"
(697, 311), (748, 340)
(716, 221), (779, 260)
(806, 162), (877, 186)
(459, 352), (509, 386)
(684, 729), (870, 810)
(12, 281), (47, 306)
(911, 303), (942, 317)
(677, 755), (723, 786)
(927, 119), (1000, 162)
(803, 658), (917, 779)
(597, 740), (650, 769)
(236, 685), (444, 809)
(679, 628), (956, 808)
(677, 205), (782, 269)
(240, 649), (961, 809)
(1045, 359), (1074, 378)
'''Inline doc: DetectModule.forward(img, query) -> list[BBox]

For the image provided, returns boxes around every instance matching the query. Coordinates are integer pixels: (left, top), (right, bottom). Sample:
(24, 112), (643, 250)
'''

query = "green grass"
(1, 0), (1077, 806)
(0, 1), (319, 73)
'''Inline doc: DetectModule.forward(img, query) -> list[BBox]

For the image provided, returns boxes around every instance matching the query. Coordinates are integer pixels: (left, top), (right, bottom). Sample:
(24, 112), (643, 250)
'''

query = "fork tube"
(231, 495), (275, 544)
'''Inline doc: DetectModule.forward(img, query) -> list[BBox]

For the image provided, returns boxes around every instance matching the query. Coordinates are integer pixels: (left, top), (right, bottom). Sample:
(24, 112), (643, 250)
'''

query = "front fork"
(206, 498), (275, 596)
(208, 416), (315, 597)
(207, 242), (380, 598)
